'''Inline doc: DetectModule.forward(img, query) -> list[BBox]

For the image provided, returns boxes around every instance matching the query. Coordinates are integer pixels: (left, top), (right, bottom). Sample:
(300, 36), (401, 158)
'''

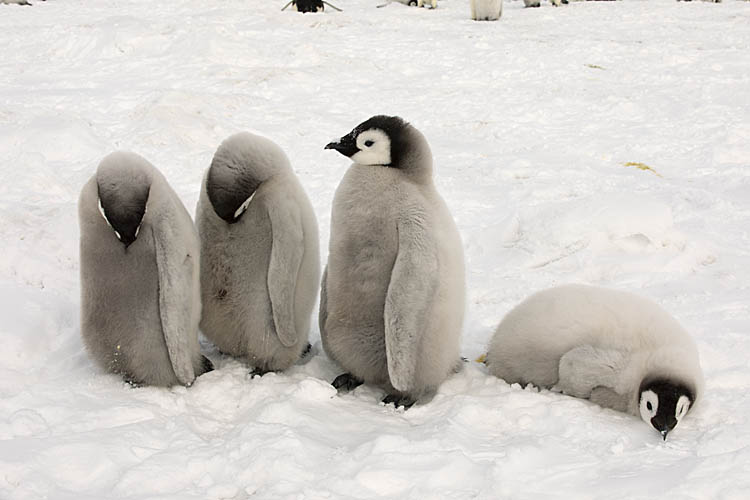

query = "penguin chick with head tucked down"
(196, 132), (320, 375)
(79, 152), (212, 387)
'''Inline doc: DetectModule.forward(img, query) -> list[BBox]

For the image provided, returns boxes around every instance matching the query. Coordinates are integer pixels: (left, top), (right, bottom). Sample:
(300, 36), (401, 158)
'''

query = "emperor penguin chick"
(196, 132), (320, 374)
(79, 152), (212, 387)
(487, 284), (704, 439)
(471, 0), (503, 21)
(322, 115), (466, 408)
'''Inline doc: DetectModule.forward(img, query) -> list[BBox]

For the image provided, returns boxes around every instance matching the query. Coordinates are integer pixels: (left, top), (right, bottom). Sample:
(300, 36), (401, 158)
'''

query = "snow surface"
(1, 0), (750, 498)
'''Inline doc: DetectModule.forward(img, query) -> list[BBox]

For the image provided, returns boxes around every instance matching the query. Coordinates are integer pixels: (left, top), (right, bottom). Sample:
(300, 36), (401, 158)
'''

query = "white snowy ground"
(1, 0), (749, 498)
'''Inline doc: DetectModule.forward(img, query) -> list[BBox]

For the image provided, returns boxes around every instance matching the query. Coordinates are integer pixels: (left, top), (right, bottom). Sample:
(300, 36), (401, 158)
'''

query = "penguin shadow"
(326, 356), (476, 411)
(194, 337), (445, 412)
(197, 339), (316, 379)
(248, 341), (316, 378)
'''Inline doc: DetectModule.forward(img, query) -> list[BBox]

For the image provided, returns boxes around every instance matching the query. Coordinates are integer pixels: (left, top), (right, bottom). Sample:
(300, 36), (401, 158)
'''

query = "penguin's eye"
(647, 402), (652, 411)
(364, 140), (374, 147)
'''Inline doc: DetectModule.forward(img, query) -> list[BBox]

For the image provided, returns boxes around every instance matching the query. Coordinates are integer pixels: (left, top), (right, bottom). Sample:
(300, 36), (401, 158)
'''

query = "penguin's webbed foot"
(123, 376), (142, 388)
(331, 372), (363, 393)
(250, 366), (271, 377)
(382, 393), (416, 409)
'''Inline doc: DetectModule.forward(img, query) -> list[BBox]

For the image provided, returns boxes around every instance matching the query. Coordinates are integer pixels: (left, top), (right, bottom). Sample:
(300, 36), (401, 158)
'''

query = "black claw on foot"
(201, 355), (215, 375)
(123, 377), (141, 388)
(382, 394), (416, 409)
(302, 342), (312, 357)
(250, 367), (270, 377)
(331, 373), (363, 393)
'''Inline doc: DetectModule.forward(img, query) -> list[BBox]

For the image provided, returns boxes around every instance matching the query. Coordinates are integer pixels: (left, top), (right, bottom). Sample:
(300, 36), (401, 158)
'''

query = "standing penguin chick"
(196, 132), (320, 375)
(79, 152), (212, 387)
(487, 284), (704, 439)
(321, 116), (466, 408)
(471, 0), (502, 21)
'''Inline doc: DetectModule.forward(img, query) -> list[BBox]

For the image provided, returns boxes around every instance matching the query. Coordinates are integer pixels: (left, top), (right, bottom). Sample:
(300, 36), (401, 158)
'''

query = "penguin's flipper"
(152, 199), (197, 387)
(267, 198), (305, 347)
(590, 386), (629, 412)
(384, 216), (439, 392)
(557, 344), (629, 399)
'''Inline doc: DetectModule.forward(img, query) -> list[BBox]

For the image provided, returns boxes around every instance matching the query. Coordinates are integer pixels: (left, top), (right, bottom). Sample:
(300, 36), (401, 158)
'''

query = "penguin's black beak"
(651, 415), (676, 441)
(325, 134), (359, 158)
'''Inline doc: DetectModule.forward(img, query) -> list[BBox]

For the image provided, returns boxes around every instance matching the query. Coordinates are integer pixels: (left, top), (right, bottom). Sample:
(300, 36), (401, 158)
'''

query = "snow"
(1, 0), (749, 498)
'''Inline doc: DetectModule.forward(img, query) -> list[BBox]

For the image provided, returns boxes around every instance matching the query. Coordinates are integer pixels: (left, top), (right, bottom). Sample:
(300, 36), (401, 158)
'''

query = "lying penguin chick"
(196, 132), (320, 376)
(471, 0), (503, 20)
(486, 284), (703, 439)
(321, 115), (465, 409)
(78, 152), (212, 387)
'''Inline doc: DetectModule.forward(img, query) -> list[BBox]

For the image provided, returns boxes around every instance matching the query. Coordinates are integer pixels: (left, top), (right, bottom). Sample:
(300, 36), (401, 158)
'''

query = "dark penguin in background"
(294, 0), (324, 13)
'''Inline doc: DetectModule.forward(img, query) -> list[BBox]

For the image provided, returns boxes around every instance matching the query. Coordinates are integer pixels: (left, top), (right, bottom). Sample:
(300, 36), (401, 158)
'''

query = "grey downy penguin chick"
(486, 284), (704, 439)
(79, 152), (212, 387)
(321, 115), (466, 408)
(196, 132), (320, 375)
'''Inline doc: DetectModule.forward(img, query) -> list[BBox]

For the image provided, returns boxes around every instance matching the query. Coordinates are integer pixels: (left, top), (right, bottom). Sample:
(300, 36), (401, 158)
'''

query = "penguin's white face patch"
(351, 129), (391, 166)
(233, 191), (257, 220)
(675, 395), (690, 422)
(639, 389), (658, 424)
(98, 197), (123, 241)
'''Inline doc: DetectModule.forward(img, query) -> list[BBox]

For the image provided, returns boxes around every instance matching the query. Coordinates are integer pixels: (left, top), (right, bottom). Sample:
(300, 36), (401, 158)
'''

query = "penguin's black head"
(325, 115), (410, 168)
(293, 0), (324, 13)
(638, 377), (695, 440)
(206, 132), (292, 224)
(97, 179), (150, 248)
(206, 158), (260, 224)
